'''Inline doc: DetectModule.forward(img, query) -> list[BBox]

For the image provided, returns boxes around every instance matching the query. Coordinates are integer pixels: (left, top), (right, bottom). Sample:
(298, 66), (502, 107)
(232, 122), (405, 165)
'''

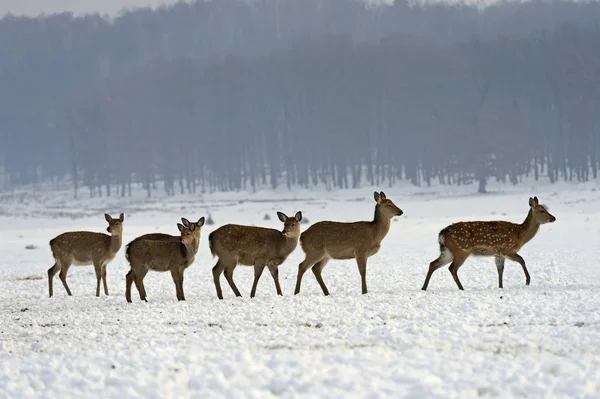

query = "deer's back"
(301, 220), (378, 259)
(442, 221), (521, 255)
(209, 224), (285, 265)
(50, 231), (111, 265)
(126, 238), (192, 272)
(135, 233), (176, 241)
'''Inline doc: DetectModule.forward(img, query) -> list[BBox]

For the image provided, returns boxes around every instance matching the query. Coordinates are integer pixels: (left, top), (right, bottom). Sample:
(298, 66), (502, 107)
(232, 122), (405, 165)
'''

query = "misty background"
(1, 0), (599, 198)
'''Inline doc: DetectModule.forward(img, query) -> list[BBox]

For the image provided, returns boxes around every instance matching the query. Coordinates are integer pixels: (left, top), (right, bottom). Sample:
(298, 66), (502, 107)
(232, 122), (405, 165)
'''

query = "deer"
(124, 217), (204, 302)
(48, 213), (124, 298)
(421, 196), (556, 291)
(295, 191), (403, 296)
(209, 211), (302, 299)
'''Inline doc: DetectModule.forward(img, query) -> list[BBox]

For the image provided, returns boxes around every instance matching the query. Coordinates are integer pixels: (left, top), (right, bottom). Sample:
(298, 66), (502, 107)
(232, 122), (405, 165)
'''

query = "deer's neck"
(372, 206), (392, 240)
(110, 234), (122, 254)
(181, 240), (196, 259)
(280, 233), (300, 255)
(519, 209), (540, 245)
(192, 236), (200, 254)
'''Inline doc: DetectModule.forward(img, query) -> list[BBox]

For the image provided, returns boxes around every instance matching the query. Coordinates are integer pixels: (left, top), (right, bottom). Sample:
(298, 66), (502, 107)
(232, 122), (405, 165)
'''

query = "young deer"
(48, 213), (124, 298)
(124, 217), (204, 302)
(209, 211), (302, 299)
(421, 196), (556, 291)
(295, 191), (403, 296)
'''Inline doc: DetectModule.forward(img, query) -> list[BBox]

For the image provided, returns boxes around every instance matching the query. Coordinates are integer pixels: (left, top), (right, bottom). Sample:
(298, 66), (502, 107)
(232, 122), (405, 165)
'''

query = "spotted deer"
(295, 191), (403, 296)
(125, 217), (204, 302)
(209, 211), (302, 299)
(421, 196), (556, 291)
(48, 213), (124, 298)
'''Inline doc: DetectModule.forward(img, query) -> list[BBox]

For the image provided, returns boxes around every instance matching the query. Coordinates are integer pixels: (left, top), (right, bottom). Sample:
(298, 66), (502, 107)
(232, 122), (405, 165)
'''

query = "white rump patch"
(439, 248), (453, 263)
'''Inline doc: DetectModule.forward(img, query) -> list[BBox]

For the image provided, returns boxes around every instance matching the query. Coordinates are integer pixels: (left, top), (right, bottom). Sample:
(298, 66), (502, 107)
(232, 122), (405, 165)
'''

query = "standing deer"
(209, 211), (302, 299)
(421, 196), (556, 291)
(125, 217), (204, 302)
(48, 213), (124, 298)
(295, 191), (403, 296)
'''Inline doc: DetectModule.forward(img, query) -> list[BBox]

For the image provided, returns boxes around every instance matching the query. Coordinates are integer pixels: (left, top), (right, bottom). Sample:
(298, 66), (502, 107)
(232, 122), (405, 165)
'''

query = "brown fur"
(209, 211), (302, 299)
(295, 191), (403, 296)
(48, 213), (124, 298)
(421, 196), (556, 291)
(125, 217), (204, 302)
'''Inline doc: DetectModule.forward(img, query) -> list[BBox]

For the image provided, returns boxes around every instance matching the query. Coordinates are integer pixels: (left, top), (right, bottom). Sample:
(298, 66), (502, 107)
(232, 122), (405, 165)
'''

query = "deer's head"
(529, 197), (556, 224)
(374, 191), (403, 218)
(277, 211), (303, 238)
(181, 217), (205, 243)
(105, 213), (124, 236)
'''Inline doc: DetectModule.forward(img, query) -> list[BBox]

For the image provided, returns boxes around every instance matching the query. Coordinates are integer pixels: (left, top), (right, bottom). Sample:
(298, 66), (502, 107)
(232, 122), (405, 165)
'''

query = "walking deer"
(209, 211), (302, 299)
(421, 196), (556, 291)
(125, 217), (204, 302)
(295, 191), (403, 296)
(48, 213), (124, 298)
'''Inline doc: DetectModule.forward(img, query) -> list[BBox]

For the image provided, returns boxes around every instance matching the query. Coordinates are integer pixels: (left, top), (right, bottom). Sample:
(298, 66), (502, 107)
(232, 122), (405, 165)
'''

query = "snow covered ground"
(1, 180), (600, 398)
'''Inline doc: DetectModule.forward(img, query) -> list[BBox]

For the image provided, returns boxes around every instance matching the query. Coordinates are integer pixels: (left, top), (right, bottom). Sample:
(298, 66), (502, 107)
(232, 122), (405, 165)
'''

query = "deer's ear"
(277, 212), (287, 222)
(197, 217), (205, 227)
(181, 218), (191, 227)
(177, 223), (185, 232)
(533, 196), (539, 205)
(294, 211), (302, 222)
(119, 213), (124, 222)
(374, 192), (381, 203)
(380, 191), (386, 200)
(528, 197), (535, 207)
(105, 213), (113, 222)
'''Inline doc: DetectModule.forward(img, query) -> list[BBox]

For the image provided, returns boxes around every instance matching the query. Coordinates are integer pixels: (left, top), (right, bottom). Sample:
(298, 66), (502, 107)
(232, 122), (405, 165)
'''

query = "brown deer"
(125, 217), (204, 302)
(48, 213), (124, 298)
(421, 196), (556, 291)
(295, 191), (403, 296)
(209, 211), (302, 299)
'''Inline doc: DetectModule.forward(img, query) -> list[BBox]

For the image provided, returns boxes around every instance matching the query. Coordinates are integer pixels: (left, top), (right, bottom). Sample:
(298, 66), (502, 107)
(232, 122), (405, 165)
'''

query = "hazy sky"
(0, 0), (183, 17)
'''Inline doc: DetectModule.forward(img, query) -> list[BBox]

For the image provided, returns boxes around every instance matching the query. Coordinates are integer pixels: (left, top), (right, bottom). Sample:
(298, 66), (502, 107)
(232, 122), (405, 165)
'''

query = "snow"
(1, 180), (600, 398)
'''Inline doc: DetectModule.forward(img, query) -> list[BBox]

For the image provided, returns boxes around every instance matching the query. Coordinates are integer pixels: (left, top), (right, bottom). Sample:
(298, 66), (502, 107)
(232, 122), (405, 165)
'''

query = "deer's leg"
(212, 259), (226, 300)
(356, 256), (369, 294)
(138, 270), (149, 300)
(250, 262), (266, 298)
(134, 270), (148, 302)
(268, 265), (283, 296)
(48, 263), (60, 298)
(311, 258), (330, 296)
(125, 270), (134, 303)
(495, 256), (506, 289)
(224, 263), (242, 297)
(101, 263), (109, 296)
(170, 268), (183, 301)
(421, 250), (453, 291)
(93, 262), (102, 297)
(294, 253), (323, 295)
(179, 270), (186, 301)
(508, 253), (530, 286)
(448, 255), (468, 290)
(59, 263), (72, 296)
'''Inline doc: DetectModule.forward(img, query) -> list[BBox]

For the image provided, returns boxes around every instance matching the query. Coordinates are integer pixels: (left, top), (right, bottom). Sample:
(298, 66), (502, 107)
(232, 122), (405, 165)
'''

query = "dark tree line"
(1, 0), (600, 195)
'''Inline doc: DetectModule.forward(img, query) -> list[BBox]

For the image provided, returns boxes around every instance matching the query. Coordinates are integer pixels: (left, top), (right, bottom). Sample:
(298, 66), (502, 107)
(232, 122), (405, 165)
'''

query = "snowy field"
(1, 181), (600, 398)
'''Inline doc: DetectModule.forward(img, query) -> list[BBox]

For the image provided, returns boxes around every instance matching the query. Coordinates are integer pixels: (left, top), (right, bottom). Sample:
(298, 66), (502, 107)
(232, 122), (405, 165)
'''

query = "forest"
(1, 0), (599, 196)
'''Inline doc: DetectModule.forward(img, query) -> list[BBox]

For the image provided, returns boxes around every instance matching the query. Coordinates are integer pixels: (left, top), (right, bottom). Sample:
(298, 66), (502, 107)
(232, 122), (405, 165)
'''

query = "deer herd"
(47, 192), (556, 302)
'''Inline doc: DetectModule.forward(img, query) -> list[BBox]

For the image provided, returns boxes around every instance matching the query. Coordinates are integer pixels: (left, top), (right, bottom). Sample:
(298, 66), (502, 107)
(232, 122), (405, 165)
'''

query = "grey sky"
(0, 0), (183, 17)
